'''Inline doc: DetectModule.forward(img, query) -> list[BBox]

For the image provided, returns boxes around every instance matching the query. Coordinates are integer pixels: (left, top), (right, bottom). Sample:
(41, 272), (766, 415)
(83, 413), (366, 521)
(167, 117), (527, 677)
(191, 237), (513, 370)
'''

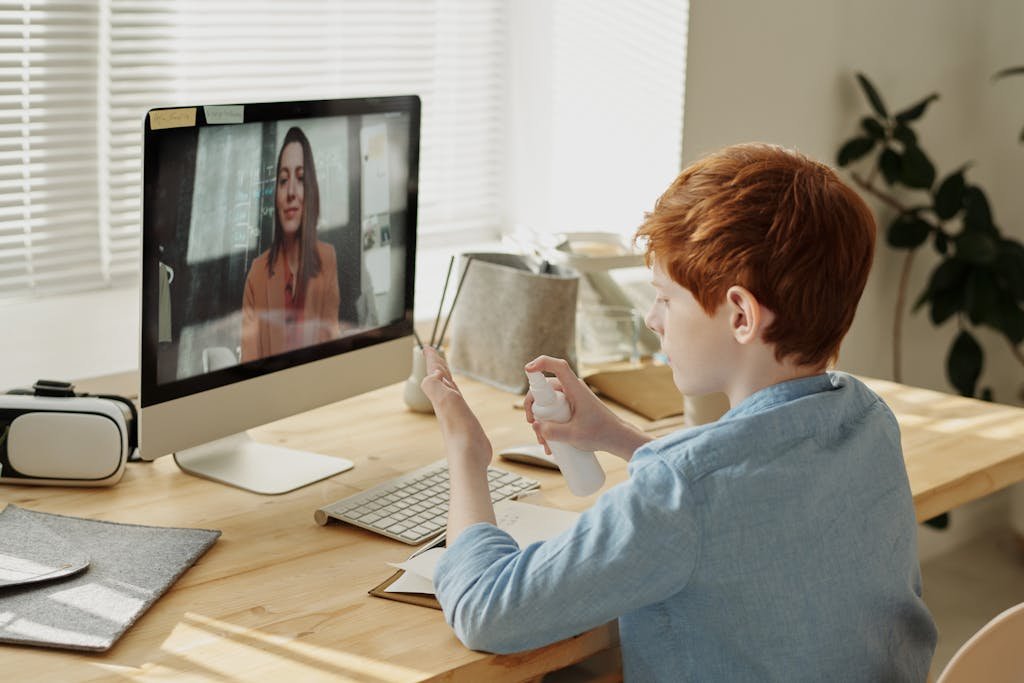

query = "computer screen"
(139, 96), (419, 493)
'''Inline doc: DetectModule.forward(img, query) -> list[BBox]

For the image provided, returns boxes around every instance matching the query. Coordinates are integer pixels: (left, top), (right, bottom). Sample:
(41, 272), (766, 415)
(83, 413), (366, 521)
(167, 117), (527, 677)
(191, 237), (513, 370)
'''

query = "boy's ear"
(725, 286), (763, 345)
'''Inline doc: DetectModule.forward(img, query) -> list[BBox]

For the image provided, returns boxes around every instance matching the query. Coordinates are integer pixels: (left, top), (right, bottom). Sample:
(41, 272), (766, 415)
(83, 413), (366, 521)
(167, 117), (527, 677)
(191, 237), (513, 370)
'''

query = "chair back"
(936, 601), (1024, 683)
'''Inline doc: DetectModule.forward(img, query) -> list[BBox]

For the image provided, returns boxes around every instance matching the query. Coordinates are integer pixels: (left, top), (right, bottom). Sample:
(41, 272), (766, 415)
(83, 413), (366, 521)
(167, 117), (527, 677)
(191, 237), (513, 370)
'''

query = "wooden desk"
(6, 374), (1024, 681)
(861, 377), (1024, 522)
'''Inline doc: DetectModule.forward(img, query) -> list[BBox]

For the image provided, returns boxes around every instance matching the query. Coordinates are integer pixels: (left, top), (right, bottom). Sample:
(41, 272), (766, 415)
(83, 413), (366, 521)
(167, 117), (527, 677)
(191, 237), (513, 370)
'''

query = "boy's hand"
(420, 346), (493, 474)
(523, 356), (651, 461)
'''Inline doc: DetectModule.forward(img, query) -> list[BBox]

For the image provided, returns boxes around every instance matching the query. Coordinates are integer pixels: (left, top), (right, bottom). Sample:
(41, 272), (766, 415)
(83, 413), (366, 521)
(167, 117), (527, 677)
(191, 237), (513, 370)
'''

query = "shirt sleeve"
(433, 458), (701, 654)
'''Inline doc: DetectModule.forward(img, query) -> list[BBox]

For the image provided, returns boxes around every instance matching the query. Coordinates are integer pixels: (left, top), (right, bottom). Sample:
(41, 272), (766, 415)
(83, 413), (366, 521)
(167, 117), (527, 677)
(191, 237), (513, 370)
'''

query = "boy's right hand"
(523, 356), (651, 462)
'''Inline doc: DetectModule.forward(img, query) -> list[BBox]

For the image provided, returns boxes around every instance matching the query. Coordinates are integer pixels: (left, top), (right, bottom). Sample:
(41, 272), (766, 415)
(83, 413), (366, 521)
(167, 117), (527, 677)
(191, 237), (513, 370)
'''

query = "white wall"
(684, 0), (1024, 403)
(505, 0), (688, 241)
(0, 288), (139, 390)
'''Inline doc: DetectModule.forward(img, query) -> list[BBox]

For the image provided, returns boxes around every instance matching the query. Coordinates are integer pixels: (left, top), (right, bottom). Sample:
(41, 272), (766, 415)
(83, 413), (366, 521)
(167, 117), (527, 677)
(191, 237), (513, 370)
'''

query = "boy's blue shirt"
(434, 372), (937, 681)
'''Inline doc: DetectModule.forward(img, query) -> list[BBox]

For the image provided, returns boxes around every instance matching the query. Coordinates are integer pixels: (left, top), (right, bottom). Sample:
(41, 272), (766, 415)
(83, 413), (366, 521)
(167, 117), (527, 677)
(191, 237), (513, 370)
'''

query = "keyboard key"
(376, 515), (399, 528)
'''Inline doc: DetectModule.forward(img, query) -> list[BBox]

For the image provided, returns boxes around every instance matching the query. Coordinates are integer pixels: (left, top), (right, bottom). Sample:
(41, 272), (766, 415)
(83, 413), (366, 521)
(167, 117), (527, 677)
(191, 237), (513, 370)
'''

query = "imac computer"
(139, 96), (420, 494)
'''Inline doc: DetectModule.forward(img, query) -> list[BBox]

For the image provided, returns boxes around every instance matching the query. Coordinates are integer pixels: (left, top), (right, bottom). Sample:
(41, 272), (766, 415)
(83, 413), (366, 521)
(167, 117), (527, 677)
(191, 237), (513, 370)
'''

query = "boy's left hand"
(420, 346), (493, 474)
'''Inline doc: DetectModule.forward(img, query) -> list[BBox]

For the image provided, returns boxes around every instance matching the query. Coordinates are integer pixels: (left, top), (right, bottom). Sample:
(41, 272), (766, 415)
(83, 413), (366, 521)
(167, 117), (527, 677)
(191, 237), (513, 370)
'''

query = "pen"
(408, 532), (446, 559)
(436, 257), (474, 349)
(430, 256), (455, 347)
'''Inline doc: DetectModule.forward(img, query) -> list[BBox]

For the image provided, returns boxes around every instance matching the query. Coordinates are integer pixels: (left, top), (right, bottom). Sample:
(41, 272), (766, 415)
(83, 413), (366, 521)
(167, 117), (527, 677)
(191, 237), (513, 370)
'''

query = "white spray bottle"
(526, 371), (605, 496)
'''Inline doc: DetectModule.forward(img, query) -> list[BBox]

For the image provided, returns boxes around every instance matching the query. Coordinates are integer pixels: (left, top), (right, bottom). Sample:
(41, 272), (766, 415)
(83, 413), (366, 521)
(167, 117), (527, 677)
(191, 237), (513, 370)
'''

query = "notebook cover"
(0, 505), (220, 652)
(0, 508), (90, 589)
(584, 364), (685, 421)
(368, 569), (442, 610)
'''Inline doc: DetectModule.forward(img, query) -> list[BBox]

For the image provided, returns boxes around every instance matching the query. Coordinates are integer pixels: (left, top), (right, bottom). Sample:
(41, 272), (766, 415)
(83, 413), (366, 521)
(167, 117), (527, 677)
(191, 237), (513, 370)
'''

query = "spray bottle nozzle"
(526, 371), (556, 404)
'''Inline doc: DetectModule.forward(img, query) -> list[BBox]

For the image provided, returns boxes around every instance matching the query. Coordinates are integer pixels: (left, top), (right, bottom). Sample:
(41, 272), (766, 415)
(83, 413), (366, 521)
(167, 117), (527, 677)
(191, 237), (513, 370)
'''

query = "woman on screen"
(241, 126), (342, 362)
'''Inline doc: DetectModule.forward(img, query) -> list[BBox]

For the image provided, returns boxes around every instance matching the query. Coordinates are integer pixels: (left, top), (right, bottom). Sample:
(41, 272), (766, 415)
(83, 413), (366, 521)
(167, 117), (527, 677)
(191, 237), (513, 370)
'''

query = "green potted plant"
(991, 63), (1024, 549)
(836, 73), (1024, 400)
(837, 74), (1024, 530)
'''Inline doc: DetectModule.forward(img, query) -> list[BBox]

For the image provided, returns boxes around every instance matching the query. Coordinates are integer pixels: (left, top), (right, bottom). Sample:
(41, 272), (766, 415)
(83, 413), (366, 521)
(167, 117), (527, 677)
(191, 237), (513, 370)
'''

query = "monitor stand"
(173, 432), (354, 495)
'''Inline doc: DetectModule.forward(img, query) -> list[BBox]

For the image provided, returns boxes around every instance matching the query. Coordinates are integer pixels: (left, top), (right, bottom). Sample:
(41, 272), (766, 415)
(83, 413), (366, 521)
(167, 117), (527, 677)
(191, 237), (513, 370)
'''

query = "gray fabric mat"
(0, 504), (220, 652)
(0, 507), (90, 588)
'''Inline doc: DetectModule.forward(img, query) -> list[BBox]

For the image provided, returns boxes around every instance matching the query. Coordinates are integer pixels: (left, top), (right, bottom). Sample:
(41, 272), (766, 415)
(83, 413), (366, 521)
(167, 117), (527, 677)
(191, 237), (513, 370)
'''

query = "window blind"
(548, 0), (688, 237)
(0, 0), (506, 301)
(503, 0), (687, 242)
(0, 2), (104, 297)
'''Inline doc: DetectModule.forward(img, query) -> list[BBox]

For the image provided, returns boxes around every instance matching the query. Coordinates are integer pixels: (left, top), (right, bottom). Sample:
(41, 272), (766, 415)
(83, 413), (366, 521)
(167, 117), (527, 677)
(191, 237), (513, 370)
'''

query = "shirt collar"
(720, 372), (837, 420)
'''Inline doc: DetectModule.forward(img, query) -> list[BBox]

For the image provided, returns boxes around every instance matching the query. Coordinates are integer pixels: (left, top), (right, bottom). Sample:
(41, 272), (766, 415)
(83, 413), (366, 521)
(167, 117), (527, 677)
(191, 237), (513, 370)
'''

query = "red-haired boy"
(422, 143), (937, 681)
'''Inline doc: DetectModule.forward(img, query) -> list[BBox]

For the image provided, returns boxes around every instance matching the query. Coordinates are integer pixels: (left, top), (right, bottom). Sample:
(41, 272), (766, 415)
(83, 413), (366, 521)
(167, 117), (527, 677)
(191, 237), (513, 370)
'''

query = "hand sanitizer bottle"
(526, 371), (605, 496)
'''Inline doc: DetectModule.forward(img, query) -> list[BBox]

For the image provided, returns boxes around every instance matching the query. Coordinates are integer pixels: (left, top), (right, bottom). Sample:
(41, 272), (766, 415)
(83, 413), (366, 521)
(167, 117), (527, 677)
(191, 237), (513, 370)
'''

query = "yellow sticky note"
(149, 108), (197, 130)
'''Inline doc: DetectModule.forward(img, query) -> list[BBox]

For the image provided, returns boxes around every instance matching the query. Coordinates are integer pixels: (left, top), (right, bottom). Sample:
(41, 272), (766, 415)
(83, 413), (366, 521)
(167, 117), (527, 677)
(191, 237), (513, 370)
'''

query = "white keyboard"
(314, 459), (540, 544)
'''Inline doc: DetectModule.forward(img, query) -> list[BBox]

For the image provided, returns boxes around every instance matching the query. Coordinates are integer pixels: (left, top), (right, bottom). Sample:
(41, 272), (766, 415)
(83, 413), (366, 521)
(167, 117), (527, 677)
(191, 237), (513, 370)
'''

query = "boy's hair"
(635, 143), (876, 368)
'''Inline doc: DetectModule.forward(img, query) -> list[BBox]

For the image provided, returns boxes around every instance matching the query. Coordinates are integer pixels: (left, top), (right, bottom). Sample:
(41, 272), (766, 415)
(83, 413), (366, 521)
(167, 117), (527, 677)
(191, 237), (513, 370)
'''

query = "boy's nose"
(644, 308), (660, 334)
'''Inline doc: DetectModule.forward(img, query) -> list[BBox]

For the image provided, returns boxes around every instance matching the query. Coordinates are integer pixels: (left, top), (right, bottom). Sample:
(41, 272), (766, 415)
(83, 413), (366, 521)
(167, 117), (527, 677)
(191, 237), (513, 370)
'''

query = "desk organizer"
(448, 252), (579, 393)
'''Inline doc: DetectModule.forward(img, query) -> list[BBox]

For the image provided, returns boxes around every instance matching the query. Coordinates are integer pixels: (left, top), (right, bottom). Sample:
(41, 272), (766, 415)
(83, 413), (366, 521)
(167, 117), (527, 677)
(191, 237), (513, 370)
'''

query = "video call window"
(147, 111), (413, 386)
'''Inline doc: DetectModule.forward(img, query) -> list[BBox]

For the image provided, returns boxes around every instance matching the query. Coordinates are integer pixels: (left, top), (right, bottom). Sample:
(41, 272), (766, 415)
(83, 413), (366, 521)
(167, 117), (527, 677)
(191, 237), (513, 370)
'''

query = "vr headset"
(0, 380), (137, 487)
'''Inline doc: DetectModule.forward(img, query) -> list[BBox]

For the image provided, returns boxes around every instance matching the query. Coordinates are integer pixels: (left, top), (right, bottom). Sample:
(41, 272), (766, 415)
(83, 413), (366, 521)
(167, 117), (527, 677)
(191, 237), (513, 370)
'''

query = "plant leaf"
(955, 231), (998, 264)
(856, 73), (889, 119)
(913, 287), (932, 312)
(878, 148), (902, 184)
(932, 258), (969, 292)
(993, 65), (1024, 80)
(837, 136), (876, 167)
(886, 214), (932, 249)
(930, 287), (962, 325)
(893, 123), (917, 146)
(963, 186), (995, 233)
(947, 330), (983, 397)
(933, 170), (966, 220)
(860, 116), (886, 139)
(915, 258), (967, 312)
(900, 144), (936, 189)
(964, 268), (998, 326)
(994, 292), (1024, 344)
(994, 239), (1024, 299)
(895, 93), (939, 123)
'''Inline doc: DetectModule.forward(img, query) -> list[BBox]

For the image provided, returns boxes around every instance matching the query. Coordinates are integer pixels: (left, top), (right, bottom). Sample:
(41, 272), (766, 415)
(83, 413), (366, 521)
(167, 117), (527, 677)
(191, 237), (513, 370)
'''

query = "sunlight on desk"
(864, 378), (1024, 522)
(166, 612), (428, 682)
